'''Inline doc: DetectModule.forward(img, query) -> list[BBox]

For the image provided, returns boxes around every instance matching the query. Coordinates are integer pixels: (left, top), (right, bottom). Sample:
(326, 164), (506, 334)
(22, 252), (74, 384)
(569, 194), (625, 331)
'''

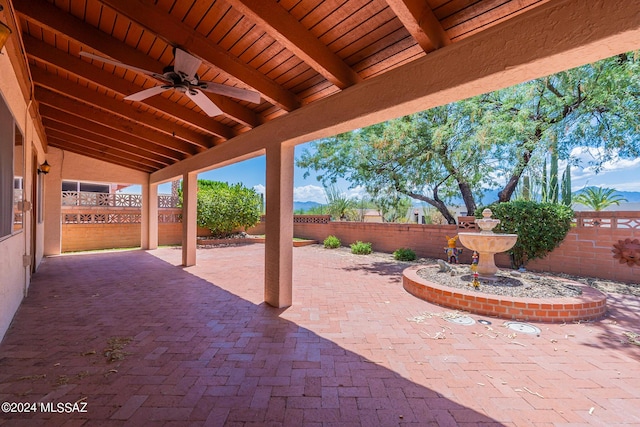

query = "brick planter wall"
(403, 265), (608, 323)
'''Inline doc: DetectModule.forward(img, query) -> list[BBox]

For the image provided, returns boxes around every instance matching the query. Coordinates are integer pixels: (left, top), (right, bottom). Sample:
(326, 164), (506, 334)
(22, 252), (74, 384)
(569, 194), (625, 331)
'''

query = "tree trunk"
(497, 128), (540, 203)
(498, 148), (532, 202)
(405, 190), (457, 224)
(458, 181), (477, 215)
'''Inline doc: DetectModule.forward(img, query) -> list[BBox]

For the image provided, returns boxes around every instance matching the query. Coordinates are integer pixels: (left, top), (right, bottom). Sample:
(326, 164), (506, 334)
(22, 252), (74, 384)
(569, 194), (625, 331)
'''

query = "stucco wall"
(0, 235), (26, 340)
(0, 46), (47, 341)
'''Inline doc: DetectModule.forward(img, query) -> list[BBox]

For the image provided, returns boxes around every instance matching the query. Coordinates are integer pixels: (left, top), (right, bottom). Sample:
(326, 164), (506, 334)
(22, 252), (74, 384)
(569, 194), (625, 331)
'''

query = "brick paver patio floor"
(0, 245), (639, 426)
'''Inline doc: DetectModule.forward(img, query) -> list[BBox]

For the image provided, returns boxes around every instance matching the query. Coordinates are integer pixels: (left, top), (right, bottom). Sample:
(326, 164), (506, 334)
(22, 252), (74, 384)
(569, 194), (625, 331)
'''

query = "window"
(62, 181), (110, 193)
(0, 95), (19, 239)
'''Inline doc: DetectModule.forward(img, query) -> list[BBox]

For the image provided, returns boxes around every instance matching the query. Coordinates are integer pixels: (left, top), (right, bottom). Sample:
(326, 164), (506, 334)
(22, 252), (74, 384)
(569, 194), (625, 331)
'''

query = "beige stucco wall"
(0, 45), (46, 340)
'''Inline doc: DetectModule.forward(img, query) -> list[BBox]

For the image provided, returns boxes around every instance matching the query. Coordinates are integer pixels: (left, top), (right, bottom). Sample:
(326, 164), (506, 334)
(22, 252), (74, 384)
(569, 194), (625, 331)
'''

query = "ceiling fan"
(79, 47), (261, 117)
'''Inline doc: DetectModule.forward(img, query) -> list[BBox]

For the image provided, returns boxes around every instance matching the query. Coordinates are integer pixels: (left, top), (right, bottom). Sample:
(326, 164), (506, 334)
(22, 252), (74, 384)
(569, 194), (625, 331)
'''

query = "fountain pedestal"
(458, 209), (518, 278)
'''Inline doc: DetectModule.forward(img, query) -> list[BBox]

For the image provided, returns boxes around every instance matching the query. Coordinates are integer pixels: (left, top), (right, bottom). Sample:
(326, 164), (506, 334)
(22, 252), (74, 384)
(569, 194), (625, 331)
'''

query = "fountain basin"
(458, 232), (518, 277)
(402, 265), (607, 323)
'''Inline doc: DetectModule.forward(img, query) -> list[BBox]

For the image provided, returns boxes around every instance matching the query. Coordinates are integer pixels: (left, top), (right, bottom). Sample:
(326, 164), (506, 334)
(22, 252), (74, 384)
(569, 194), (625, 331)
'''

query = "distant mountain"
(431, 187), (640, 207)
(293, 201), (323, 212)
(616, 191), (640, 203)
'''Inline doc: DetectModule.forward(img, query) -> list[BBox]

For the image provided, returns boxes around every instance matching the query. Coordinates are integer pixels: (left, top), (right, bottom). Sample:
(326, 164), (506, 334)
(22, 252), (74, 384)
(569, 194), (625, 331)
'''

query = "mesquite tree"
(297, 52), (640, 222)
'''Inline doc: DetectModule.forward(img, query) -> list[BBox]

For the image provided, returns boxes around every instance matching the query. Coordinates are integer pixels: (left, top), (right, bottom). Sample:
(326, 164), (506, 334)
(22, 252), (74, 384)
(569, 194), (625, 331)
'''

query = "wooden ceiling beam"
(95, 0), (301, 111)
(46, 129), (167, 170)
(36, 89), (201, 156)
(31, 69), (215, 149)
(385, 0), (451, 51)
(227, 0), (362, 89)
(44, 117), (174, 169)
(17, 32), (234, 140)
(38, 104), (191, 160)
(14, 0), (259, 128)
(48, 136), (156, 173)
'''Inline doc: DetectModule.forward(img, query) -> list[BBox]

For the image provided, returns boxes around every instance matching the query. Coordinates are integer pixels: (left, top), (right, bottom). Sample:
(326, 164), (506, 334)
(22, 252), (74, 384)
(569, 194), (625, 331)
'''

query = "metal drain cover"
(444, 316), (476, 326)
(505, 321), (541, 335)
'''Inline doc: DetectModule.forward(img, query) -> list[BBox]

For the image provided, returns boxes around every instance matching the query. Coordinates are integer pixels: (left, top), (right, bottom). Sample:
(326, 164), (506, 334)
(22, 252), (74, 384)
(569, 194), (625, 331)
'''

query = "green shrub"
(194, 180), (262, 237)
(393, 247), (417, 261)
(350, 241), (372, 255)
(476, 201), (573, 268)
(323, 235), (341, 249)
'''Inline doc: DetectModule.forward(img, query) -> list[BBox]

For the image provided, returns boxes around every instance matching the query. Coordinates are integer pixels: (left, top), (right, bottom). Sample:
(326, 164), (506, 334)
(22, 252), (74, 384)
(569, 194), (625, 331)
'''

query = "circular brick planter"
(403, 265), (607, 323)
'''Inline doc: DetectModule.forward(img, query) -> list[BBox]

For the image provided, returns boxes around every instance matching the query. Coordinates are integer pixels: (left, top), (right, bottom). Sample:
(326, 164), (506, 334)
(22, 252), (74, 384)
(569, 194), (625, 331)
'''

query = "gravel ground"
(416, 264), (584, 299)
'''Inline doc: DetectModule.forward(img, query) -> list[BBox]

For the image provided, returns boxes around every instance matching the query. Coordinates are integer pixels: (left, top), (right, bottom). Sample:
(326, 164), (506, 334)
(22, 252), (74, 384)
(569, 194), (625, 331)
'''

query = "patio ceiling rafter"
(17, 20), (236, 140)
(227, 0), (363, 89)
(30, 70), (215, 149)
(45, 126), (173, 168)
(385, 0), (451, 52)
(46, 134), (159, 172)
(16, 0), (261, 130)
(96, 0), (302, 112)
(38, 104), (191, 160)
(36, 92), (188, 162)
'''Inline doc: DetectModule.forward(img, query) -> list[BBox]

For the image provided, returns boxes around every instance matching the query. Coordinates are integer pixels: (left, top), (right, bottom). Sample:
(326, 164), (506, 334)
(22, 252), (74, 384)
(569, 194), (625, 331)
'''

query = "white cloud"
(293, 185), (327, 203)
(253, 184), (265, 195)
(345, 185), (368, 200)
(603, 181), (640, 192)
(570, 146), (640, 173)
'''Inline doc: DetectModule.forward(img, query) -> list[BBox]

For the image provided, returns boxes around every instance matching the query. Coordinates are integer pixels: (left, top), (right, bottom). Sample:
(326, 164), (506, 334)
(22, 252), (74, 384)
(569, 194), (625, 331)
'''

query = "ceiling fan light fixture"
(81, 48), (260, 116)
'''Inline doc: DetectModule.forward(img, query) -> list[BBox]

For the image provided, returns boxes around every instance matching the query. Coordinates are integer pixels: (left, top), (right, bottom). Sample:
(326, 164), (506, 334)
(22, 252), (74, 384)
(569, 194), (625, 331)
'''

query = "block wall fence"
(61, 210), (638, 284)
(248, 212), (639, 284)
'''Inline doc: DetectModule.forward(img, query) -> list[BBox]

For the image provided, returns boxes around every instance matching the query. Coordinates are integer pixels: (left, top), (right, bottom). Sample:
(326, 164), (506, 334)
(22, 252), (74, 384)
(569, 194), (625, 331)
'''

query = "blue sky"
(146, 143), (640, 203)
(154, 143), (366, 203)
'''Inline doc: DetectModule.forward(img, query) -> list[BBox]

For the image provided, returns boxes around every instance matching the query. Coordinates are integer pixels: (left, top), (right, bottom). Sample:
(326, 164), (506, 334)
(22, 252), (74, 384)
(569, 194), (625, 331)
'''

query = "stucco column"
(264, 143), (294, 308)
(43, 147), (63, 256)
(141, 179), (158, 250)
(181, 172), (197, 266)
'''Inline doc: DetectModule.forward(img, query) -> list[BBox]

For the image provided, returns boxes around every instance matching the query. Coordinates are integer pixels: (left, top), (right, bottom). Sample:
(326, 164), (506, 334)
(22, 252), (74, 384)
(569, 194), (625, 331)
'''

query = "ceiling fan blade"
(199, 82), (261, 104)
(186, 89), (223, 117)
(174, 48), (202, 82)
(124, 86), (171, 102)
(80, 51), (155, 76)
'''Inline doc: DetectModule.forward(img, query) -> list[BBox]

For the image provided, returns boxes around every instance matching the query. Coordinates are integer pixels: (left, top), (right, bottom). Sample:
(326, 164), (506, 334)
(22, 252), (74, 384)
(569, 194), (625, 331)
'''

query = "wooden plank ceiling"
(10, 0), (549, 173)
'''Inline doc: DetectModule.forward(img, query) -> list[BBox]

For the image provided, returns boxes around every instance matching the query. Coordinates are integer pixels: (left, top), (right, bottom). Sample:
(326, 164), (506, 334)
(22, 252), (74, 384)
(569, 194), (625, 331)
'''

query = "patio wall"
(61, 210), (639, 283)
(526, 212), (640, 283)
(61, 222), (211, 252)
(61, 223), (187, 252)
(249, 212), (640, 284)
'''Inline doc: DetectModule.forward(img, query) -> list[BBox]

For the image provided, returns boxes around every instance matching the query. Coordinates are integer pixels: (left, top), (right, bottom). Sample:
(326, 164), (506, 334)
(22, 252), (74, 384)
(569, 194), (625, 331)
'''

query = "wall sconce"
(0, 6), (12, 51)
(38, 160), (51, 175)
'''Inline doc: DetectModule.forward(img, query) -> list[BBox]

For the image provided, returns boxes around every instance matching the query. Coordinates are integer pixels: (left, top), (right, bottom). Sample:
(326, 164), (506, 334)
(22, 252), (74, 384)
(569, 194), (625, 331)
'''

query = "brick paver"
(0, 245), (639, 426)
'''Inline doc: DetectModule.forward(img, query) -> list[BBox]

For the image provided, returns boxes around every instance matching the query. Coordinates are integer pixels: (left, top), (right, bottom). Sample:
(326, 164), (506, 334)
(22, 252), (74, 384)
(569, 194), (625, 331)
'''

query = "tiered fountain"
(457, 209), (518, 278)
(402, 208), (607, 322)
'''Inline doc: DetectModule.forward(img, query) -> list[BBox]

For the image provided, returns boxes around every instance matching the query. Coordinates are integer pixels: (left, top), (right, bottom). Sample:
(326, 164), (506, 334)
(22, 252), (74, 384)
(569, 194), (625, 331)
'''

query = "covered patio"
(1, 0), (638, 320)
(1, 245), (639, 425)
